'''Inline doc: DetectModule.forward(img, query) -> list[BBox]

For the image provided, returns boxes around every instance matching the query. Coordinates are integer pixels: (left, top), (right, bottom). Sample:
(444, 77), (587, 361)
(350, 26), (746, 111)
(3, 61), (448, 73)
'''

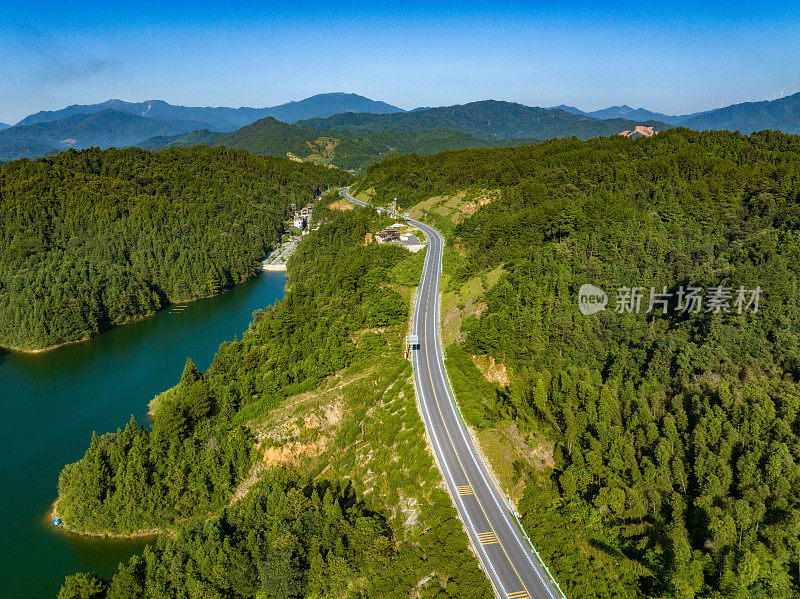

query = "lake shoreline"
(1, 268), (287, 599)
(0, 312), (157, 354)
(0, 271), (267, 355)
(48, 500), (162, 540)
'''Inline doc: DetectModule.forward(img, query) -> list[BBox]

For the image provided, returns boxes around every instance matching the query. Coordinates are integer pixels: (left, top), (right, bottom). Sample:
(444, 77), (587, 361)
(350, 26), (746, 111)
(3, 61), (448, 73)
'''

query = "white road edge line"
(411, 242), (511, 599)
(341, 188), (563, 599)
(420, 222), (561, 599)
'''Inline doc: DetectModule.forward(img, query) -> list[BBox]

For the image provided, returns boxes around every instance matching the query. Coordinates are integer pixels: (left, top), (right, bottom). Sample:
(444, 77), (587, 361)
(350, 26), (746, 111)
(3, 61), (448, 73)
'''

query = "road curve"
(341, 188), (564, 599)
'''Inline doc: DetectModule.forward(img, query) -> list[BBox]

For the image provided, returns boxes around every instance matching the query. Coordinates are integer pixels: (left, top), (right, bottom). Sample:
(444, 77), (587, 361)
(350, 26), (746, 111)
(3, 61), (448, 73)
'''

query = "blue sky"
(1, 1), (799, 124)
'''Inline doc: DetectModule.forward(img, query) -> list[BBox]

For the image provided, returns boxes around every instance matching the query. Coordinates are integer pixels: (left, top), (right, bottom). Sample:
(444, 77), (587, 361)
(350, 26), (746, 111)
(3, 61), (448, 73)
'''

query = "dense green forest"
(55, 207), (407, 534)
(0, 146), (349, 350)
(58, 206), (492, 598)
(59, 472), (489, 599)
(137, 129), (225, 151)
(357, 128), (800, 597)
(59, 472), (394, 599)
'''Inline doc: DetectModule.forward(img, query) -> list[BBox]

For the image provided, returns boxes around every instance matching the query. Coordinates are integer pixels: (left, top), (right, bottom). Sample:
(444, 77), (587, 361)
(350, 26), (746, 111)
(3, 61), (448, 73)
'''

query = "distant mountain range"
(134, 101), (672, 170)
(137, 129), (225, 151)
(550, 104), (682, 124)
(5, 90), (800, 165)
(261, 94), (402, 124)
(0, 109), (216, 162)
(2, 96), (668, 165)
(586, 105), (683, 124)
(295, 100), (671, 140)
(550, 92), (800, 132)
(547, 105), (585, 115)
(13, 93), (403, 131)
(679, 92), (800, 133)
(0, 93), (406, 162)
(0, 122), (9, 131)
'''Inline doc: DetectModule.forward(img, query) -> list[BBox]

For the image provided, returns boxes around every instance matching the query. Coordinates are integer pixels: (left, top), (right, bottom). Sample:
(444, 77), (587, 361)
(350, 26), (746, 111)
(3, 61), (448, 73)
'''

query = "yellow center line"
(421, 246), (532, 599)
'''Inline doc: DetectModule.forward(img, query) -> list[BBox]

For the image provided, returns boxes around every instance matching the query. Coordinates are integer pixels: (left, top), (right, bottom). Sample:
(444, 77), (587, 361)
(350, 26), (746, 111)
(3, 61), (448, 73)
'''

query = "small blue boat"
(52, 518), (62, 526)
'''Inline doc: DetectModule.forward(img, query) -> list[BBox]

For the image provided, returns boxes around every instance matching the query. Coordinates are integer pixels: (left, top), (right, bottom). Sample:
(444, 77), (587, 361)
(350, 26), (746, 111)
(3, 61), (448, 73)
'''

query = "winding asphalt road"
(341, 189), (564, 599)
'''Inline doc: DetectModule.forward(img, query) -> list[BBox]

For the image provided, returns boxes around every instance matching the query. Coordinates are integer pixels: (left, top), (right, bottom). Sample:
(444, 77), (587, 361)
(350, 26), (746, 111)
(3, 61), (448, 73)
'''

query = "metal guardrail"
(433, 224), (567, 599)
(439, 358), (567, 599)
(409, 282), (505, 599)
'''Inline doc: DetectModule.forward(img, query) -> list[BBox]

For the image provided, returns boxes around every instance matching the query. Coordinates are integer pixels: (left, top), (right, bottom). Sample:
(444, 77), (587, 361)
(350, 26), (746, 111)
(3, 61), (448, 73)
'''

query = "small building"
(376, 227), (401, 243)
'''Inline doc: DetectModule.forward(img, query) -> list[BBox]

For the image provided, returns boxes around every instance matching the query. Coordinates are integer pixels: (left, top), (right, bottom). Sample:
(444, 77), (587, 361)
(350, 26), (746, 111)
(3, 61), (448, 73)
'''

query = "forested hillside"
(0, 146), (349, 350)
(140, 116), (537, 171)
(54, 208), (410, 534)
(59, 473), (397, 599)
(136, 129), (225, 151)
(356, 128), (800, 597)
(297, 100), (672, 140)
(58, 206), (492, 598)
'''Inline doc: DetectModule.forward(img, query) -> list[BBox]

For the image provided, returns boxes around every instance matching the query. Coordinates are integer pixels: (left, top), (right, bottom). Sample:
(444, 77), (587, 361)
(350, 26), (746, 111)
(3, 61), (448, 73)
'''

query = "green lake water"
(0, 271), (286, 598)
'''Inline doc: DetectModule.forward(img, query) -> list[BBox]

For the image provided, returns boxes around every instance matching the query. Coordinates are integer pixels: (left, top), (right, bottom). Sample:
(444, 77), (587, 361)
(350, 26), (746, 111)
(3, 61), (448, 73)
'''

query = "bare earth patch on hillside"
(461, 189), (499, 216)
(306, 137), (340, 162)
(330, 198), (354, 211)
(231, 381), (353, 504)
(618, 125), (656, 138)
(228, 368), (373, 504)
(262, 441), (324, 467)
(231, 328), (442, 530)
(451, 242), (468, 258)
(255, 402), (343, 470)
(471, 354), (510, 386)
(350, 326), (388, 348)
